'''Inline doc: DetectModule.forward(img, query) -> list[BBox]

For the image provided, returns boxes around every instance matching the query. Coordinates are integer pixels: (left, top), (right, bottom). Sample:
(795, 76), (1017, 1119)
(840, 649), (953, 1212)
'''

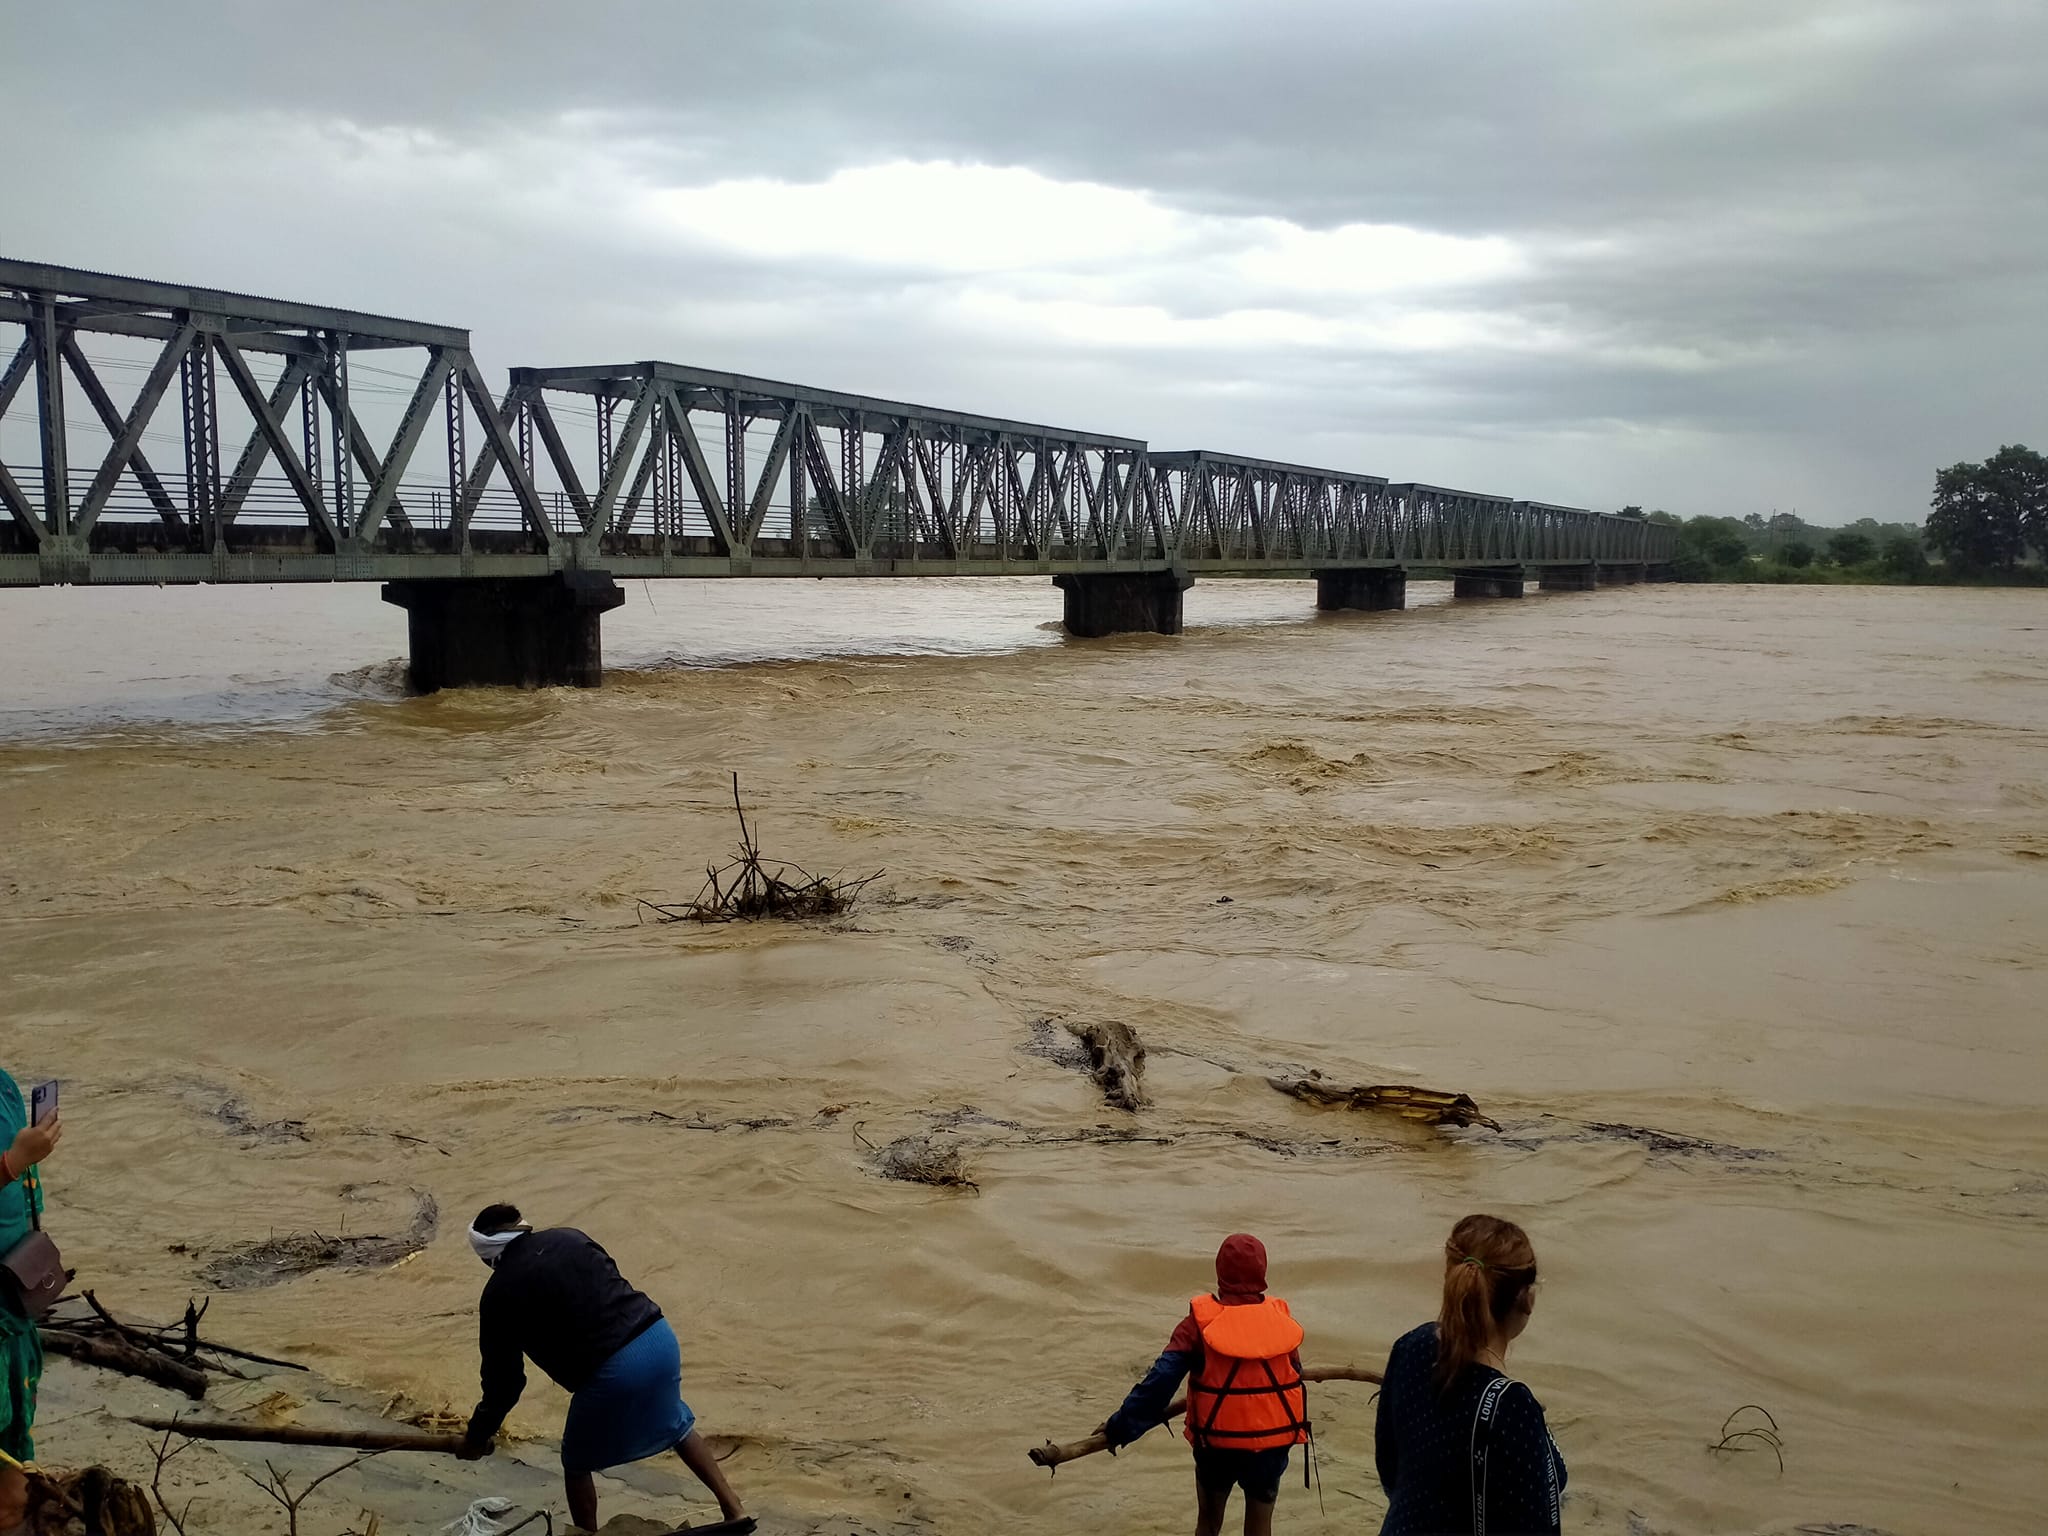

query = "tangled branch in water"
(639, 774), (881, 923)
(1708, 1404), (1784, 1472)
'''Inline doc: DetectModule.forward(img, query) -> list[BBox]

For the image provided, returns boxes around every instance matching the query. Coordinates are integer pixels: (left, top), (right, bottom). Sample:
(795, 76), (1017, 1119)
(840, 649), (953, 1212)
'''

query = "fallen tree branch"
(641, 774), (881, 923)
(127, 1417), (465, 1454)
(56, 1290), (307, 1374)
(1268, 1075), (1501, 1131)
(41, 1328), (209, 1399)
(1028, 1364), (1383, 1470)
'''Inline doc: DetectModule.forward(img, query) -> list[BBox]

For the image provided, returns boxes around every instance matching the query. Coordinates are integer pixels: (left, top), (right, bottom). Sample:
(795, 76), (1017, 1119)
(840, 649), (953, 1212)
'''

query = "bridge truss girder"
(0, 259), (1678, 586)
(0, 258), (549, 583)
(507, 362), (1156, 570)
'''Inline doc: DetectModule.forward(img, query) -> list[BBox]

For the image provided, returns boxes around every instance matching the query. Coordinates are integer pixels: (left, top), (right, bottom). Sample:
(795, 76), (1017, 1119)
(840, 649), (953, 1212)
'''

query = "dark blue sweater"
(1374, 1322), (1565, 1535)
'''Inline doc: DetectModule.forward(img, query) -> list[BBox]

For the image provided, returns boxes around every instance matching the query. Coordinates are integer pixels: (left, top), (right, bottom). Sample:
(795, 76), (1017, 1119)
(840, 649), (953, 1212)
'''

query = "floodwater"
(2, 578), (2045, 1535)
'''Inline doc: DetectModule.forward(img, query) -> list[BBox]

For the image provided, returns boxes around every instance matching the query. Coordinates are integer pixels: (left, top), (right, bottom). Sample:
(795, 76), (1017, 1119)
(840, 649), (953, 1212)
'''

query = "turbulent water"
(3, 579), (2044, 1535)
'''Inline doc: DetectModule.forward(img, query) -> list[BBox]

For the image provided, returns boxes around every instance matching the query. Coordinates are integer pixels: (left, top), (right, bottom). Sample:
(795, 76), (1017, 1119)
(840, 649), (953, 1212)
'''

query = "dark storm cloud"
(3, 0), (2043, 519)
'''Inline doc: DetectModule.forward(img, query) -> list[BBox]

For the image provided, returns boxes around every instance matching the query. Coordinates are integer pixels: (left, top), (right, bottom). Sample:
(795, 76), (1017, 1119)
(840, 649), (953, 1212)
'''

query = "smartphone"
(29, 1080), (57, 1125)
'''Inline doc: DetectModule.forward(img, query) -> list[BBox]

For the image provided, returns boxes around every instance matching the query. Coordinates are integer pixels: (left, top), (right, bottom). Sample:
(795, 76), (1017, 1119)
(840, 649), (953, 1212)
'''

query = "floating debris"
(640, 774), (880, 924)
(1071, 1021), (1148, 1111)
(1583, 1121), (1774, 1161)
(1709, 1403), (1785, 1472)
(869, 1134), (978, 1192)
(200, 1191), (438, 1290)
(1269, 1073), (1501, 1131)
(214, 1097), (311, 1146)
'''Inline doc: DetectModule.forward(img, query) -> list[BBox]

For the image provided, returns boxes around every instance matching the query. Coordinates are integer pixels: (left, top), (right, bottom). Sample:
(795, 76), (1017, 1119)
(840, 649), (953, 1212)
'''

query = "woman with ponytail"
(1373, 1215), (1566, 1534)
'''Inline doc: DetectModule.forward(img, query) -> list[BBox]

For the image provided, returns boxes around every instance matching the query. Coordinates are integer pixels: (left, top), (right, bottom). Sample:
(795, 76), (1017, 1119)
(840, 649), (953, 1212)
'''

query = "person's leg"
(675, 1429), (747, 1522)
(1194, 1476), (1231, 1536)
(1241, 1494), (1277, 1536)
(564, 1469), (598, 1532)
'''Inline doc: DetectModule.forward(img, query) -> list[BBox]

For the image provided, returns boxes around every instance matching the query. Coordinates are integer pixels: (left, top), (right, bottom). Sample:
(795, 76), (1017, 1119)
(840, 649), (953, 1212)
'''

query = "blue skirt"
(560, 1317), (697, 1473)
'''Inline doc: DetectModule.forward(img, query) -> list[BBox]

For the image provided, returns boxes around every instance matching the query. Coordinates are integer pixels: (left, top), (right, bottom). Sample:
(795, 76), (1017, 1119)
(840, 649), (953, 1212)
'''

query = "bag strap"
(1469, 1374), (1512, 1535)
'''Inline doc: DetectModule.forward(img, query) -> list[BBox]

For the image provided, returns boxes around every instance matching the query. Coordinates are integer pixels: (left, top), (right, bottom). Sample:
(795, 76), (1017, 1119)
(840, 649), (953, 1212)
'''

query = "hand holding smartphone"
(9, 1081), (62, 1175)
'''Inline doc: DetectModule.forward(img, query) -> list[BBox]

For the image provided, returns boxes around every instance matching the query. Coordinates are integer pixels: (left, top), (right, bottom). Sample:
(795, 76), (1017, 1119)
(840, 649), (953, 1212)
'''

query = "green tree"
(1646, 510), (1681, 526)
(1880, 534), (1930, 581)
(1826, 531), (1875, 567)
(1985, 444), (2048, 559)
(1672, 515), (1751, 581)
(1617, 505), (1645, 519)
(1781, 540), (1815, 569)
(1928, 459), (2027, 571)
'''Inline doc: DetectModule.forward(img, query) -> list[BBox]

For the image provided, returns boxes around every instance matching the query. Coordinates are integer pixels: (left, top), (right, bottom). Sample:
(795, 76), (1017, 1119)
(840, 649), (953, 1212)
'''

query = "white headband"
(467, 1225), (528, 1268)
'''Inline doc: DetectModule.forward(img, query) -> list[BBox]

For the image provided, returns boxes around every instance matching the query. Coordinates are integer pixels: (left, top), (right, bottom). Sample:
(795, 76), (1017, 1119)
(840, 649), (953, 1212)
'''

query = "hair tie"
(1460, 1255), (1488, 1269)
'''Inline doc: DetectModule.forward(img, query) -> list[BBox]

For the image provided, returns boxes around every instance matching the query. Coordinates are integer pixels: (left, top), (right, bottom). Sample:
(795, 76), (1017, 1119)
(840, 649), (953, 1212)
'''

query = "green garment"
(0, 1069), (44, 1461)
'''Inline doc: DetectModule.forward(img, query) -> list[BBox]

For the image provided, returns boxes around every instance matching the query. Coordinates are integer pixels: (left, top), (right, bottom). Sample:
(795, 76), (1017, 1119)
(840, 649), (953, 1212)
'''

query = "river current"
(2, 579), (2044, 1534)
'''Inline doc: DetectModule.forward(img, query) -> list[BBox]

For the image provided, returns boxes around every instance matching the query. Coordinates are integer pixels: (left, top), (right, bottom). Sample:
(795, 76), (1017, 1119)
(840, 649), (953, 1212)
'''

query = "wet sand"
(3, 580), (2045, 1533)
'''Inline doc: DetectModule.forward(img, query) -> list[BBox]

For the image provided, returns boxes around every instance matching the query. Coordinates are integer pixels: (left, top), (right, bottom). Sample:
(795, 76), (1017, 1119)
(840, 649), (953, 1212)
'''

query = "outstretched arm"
(461, 1299), (526, 1456)
(1100, 1347), (1196, 1450)
(1099, 1312), (1203, 1450)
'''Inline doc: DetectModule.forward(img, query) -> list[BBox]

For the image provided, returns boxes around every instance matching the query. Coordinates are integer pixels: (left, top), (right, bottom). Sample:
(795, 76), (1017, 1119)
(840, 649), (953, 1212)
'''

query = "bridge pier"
(1539, 564), (1598, 591)
(381, 571), (626, 692)
(1054, 570), (1193, 637)
(1314, 567), (1406, 611)
(1452, 568), (1525, 599)
(1600, 563), (1646, 585)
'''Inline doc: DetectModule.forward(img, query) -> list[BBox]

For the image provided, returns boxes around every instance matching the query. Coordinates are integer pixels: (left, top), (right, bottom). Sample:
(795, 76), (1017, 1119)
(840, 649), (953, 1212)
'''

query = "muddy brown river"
(3, 579), (2044, 1534)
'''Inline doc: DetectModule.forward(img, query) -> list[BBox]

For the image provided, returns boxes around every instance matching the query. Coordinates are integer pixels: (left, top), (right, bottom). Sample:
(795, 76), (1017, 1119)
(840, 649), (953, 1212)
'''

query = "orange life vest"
(1182, 1294), (1309, 1452)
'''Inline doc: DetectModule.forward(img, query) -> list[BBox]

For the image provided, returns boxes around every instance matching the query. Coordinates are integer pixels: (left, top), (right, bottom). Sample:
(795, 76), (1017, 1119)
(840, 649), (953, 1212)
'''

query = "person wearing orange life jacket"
(1098, 1234), (1309, 1536)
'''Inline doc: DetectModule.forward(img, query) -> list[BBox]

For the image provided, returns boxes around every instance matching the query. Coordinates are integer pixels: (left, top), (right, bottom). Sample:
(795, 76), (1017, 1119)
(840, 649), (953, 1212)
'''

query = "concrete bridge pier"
(1314, 567), (1406, 611)
(1054, 569), (1193, 637)
(381, 571), (626, 692)
(1539, 564), (1598, 591)
(1452, 567), (1526, 599)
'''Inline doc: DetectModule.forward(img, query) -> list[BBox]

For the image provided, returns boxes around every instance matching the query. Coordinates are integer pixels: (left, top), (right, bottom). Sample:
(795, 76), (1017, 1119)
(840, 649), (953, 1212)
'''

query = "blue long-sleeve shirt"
(1374, 1322), (1565, 1535)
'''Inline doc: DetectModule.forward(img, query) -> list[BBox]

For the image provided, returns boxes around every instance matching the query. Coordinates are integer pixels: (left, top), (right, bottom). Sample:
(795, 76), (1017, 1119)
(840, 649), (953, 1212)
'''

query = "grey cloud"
(3, 0), (2044, 520)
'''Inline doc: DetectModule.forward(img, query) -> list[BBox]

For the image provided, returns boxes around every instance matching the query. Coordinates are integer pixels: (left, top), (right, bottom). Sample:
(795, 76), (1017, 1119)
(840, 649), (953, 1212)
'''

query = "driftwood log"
(1027, 1364), (1383, 1469)
(127, 1416), (465, 1453)
(1072, 1022), (1148, 1110)
(1268, 1076), (1501, 1131)
(41, 1328), (209, 1399)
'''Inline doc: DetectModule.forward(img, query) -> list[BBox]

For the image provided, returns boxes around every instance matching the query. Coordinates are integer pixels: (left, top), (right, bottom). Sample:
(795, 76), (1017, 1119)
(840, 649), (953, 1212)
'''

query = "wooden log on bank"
(40, 1328), (209, 1399)
(1027, 1364), (1384, 1470)
(127, 1416), (466, 1454)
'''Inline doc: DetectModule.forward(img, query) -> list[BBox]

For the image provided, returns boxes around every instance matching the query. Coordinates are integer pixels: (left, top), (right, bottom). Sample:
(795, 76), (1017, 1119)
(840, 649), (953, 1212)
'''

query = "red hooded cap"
(1215, 1233), (1268, 1300)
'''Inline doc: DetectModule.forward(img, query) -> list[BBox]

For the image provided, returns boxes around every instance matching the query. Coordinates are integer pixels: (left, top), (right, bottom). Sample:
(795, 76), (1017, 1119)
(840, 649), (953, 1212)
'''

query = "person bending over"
(1375, 1214), (1566, 1535)
(459, 1203), (748, 1533)
(1099, 1234), (1310, 1536)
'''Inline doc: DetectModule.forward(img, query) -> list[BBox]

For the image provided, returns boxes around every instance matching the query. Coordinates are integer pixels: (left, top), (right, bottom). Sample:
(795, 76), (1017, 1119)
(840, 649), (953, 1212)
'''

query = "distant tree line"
(1623, 444), (2047, 585)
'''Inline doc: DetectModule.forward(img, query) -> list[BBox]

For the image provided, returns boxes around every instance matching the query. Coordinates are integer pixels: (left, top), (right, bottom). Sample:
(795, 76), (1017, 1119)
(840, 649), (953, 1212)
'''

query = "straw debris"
(870, 1134), (978, 1192)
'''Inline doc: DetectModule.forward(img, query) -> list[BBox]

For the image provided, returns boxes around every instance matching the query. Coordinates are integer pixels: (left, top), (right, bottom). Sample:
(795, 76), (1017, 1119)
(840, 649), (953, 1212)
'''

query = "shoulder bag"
(2, 1169), (69, 1321)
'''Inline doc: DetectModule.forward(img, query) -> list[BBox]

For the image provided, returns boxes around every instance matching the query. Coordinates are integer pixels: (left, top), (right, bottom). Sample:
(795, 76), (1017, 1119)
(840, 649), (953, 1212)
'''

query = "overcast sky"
(4, 1), (2043, 523)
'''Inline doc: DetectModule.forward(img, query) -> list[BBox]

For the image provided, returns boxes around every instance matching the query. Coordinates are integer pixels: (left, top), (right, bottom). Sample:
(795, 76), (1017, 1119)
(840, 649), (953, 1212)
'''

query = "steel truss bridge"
(1, 259), (1673, 684)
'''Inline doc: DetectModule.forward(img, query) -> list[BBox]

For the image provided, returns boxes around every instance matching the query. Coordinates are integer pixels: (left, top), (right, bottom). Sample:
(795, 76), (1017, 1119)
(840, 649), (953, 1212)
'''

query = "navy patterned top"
(1375, 1322), (1566, 1534)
